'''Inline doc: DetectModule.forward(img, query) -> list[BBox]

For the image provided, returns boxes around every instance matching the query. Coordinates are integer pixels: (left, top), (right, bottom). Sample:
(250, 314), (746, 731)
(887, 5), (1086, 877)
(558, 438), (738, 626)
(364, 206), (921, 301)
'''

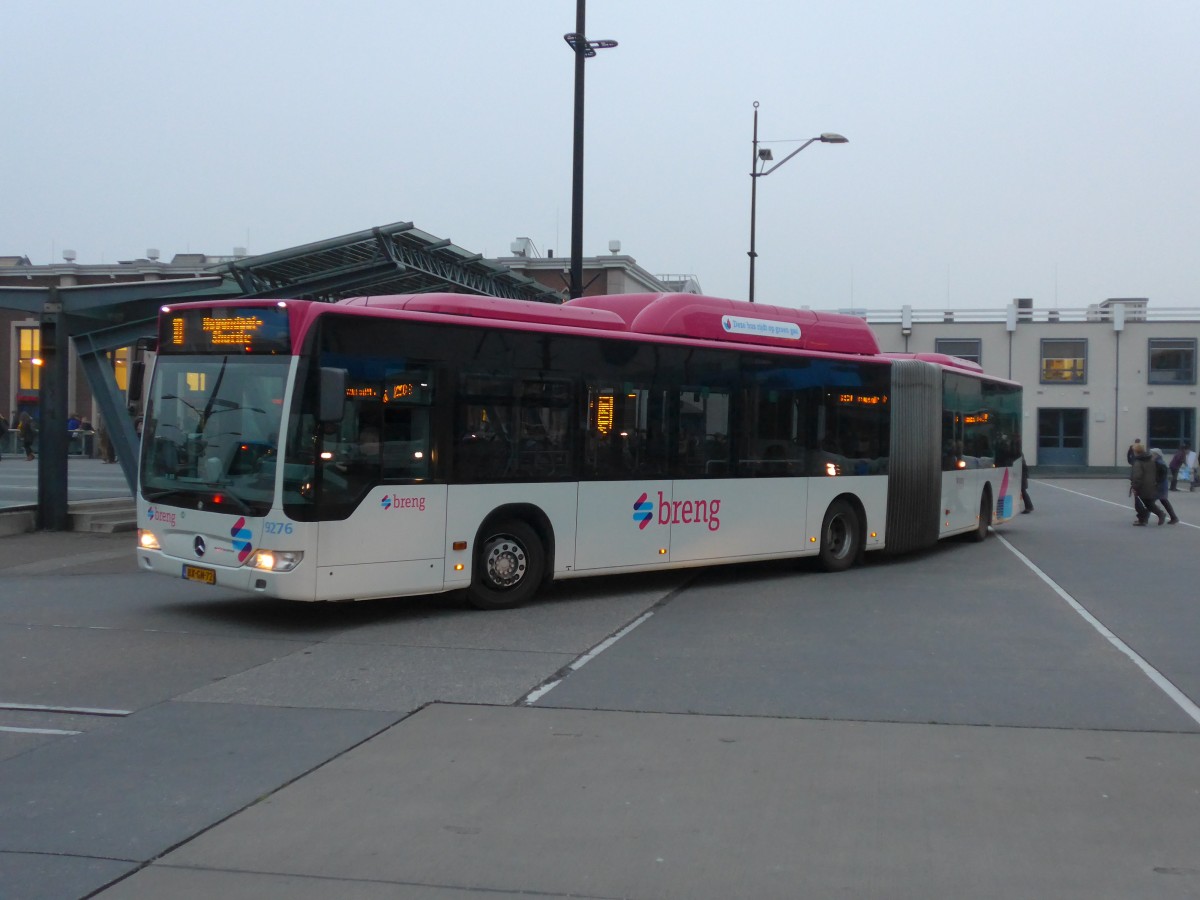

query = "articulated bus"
(136, 292), (1023, 609)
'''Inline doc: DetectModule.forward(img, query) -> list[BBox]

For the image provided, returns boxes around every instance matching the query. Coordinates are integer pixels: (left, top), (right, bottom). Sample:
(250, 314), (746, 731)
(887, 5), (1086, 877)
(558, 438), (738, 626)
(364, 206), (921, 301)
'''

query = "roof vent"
(509, 237), (537, 258)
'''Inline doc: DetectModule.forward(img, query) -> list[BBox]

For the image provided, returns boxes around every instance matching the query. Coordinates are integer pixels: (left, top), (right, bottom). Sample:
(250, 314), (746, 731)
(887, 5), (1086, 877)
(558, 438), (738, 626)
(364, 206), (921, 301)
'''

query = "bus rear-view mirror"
(318, 367), (347, 423)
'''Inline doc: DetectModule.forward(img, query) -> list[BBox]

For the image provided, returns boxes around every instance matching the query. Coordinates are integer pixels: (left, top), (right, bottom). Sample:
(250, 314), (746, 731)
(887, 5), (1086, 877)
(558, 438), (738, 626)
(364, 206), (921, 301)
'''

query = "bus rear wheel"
(467, 519), (545, 610)
(818, 499), (860, 573)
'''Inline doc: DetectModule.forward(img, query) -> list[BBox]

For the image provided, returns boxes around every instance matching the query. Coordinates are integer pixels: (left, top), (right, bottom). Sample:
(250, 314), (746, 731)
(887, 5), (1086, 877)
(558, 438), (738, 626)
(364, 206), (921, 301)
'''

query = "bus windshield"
(140, 355), (290, 515)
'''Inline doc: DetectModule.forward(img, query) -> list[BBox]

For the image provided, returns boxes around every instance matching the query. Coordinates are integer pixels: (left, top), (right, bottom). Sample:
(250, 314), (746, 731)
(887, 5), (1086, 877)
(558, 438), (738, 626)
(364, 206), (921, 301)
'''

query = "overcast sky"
(4, 1), (1197, 311)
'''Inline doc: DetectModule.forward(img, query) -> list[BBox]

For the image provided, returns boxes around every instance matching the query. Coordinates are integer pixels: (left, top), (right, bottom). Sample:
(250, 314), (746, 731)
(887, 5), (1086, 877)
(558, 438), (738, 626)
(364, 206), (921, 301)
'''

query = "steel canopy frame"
(1, 220), (557, 530)
(222, 222), (561, 303)
(0, 277), (233, 528)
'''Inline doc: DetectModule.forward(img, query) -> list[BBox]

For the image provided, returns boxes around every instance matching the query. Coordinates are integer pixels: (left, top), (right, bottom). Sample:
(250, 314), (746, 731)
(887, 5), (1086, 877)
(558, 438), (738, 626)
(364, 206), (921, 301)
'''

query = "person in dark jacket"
(18, 412), (37, 461)
(1150, 448), (1180, 524)
(1019, 451), (1033, 513)
(1127, 439), (1147, 521)
(1130, 441), (1163, 525)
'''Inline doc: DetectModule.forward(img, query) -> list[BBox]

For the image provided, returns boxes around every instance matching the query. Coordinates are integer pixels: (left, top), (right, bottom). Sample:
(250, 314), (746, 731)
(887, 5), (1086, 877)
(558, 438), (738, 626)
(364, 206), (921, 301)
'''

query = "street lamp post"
(747, 101), (847, 303)
(564, 0), (617, 300)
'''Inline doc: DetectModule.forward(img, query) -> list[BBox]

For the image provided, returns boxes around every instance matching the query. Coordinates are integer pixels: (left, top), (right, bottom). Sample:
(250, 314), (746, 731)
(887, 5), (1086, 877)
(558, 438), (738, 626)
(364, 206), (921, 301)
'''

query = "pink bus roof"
(340, 291), (881, 356)
(884, 352), (985, 373)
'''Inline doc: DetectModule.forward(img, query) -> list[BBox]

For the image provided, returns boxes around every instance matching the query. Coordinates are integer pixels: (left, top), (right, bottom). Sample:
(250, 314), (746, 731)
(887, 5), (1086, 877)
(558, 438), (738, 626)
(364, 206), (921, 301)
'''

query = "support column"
(37, 288), (70, 530)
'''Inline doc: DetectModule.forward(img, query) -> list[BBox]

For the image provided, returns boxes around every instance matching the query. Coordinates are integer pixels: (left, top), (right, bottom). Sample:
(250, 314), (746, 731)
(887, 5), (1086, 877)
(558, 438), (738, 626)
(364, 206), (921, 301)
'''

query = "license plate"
(182, 564), (216, 585)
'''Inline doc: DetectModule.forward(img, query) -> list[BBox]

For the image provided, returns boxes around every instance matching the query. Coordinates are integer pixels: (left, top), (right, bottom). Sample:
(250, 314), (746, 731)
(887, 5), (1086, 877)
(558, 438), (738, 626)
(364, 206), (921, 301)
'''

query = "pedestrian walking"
(1127, 439), (1148, 521)
(18, 411), (37, 461)
(96, 419), (117, 464)
(1169, 443), (1189, 491)
(1129, 441), (1163, 525)
(1019, 450), (1033, 513)
(1187, 445), (1198, 492)
(1150, 448), (1180, 524)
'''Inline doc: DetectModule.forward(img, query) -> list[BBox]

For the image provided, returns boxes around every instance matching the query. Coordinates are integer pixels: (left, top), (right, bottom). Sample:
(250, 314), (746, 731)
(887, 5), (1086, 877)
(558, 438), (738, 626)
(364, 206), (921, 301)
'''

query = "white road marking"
(996, 533), (1200, 727)
(0, 725), (82, 736)
(0, 703), (131, 716)
(523, 611), (655, 705)
(1037, 480), (1198, 528)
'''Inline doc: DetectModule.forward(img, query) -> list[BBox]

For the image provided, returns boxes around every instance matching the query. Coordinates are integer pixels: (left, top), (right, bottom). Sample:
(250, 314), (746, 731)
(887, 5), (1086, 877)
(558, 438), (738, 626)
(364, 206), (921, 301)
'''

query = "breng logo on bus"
(381, 495), (426, 512)
(146, 506), (176, 528)
(230, 517), (253, 563)
(632, 491), (721, 532)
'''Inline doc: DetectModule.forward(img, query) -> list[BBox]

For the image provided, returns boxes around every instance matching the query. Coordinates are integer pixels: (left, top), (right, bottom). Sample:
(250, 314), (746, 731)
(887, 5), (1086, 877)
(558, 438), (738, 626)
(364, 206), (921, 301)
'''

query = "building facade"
(0, 251), (233, 442)
(862, 298), (1198, 468)
(495, 237), (701, 299)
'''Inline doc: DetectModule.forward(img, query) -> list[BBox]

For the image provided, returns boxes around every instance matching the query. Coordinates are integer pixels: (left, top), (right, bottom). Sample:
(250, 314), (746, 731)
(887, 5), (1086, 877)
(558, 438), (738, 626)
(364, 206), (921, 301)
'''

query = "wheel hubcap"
(484, 537), (526, 588)
(827, 517), (850, 558)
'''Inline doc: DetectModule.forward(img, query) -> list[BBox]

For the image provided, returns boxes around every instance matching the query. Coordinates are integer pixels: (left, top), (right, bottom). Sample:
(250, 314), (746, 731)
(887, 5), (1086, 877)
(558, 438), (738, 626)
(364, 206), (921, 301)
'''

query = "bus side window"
(455, 373), (513, 482)
(584, 384), (669, 479)
(381, 407), (431, 480)
(678, 387), (731, 478)
(382, 368), (434, 481)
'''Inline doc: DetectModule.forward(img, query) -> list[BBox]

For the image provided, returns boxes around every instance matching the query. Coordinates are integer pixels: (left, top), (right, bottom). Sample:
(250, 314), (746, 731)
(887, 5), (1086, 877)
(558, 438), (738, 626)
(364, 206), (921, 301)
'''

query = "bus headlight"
(138, 529), (161, 550)
(251, 550), (303, 572)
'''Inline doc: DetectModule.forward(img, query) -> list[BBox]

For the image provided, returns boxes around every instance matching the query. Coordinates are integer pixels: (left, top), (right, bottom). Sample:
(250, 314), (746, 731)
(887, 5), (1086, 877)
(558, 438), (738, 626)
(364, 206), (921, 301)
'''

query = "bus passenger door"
(316, 485), (448, 598)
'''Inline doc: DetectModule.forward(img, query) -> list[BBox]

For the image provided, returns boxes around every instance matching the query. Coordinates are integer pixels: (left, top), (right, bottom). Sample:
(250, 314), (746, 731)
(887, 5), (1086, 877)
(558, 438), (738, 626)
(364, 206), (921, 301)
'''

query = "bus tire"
(969, 489), (992, 543)
(818, 499), (860, 573)
(467, 519), (545, 610)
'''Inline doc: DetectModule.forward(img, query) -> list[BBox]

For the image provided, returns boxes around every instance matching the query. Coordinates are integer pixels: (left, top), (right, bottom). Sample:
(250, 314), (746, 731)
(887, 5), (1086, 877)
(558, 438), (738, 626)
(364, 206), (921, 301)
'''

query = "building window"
(17, 326), (41, 391)
(1040, 339), (1087, 383)
(1148, 338), (1196, 385)
(934, 338), (982, 365)
(109, 347), (131, 392)
(1146, 408), (1195, 453)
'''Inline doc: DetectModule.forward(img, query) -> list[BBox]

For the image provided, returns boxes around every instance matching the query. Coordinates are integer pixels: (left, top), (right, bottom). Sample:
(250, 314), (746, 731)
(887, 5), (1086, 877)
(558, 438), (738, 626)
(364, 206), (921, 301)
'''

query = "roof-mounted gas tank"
(565, 292), (880, 355)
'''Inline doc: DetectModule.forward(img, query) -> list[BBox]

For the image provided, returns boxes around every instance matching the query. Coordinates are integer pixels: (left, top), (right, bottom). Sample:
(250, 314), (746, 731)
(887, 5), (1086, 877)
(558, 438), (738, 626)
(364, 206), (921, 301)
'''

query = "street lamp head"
(819, 133), (849, 144)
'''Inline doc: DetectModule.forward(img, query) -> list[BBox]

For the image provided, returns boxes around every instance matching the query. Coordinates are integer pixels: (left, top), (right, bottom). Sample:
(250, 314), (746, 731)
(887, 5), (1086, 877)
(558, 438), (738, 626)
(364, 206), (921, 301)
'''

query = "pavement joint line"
(0, 702), (132, 717)
(522, 611), (655, 706)
(996, 532), (1200, 727)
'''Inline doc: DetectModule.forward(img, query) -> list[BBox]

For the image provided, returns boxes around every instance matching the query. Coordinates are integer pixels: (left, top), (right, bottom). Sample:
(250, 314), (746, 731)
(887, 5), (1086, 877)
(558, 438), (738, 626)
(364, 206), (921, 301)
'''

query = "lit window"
(17, 326), (40, 391)
(1040, 339), (1087, 384)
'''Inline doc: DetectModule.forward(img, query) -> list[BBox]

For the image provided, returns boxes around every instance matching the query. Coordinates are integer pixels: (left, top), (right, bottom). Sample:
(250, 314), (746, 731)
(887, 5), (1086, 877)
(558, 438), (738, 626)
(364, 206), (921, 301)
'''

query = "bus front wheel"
(818, 499), (860, 573)
(468, 519), (545, 610)
(969, 490), (992, 543)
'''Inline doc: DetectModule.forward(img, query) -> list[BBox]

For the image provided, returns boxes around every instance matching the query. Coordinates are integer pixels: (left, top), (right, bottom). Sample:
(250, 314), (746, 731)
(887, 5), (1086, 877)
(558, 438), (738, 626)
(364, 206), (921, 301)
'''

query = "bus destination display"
(160, 307), (291, 354)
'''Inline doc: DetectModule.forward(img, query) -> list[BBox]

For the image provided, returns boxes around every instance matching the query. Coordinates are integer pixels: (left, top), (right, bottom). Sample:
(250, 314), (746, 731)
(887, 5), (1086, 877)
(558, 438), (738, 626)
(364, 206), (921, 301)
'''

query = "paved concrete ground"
(1, 478), (1198, 899)
(0, 456), (133, 510)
